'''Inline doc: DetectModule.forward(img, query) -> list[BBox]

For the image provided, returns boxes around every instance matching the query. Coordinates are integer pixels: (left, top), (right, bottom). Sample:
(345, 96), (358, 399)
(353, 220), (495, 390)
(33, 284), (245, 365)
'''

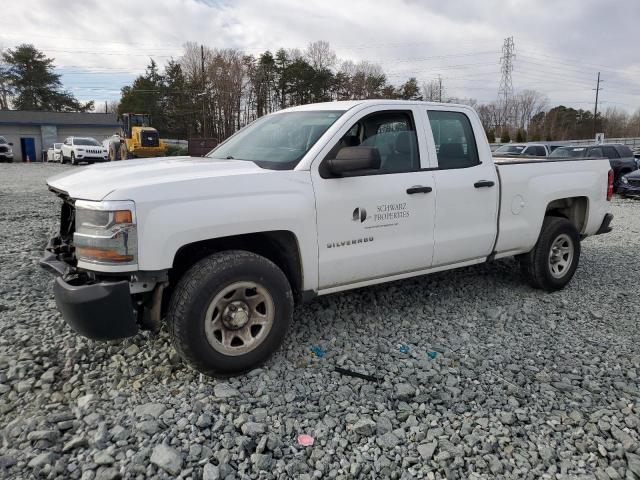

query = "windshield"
(495, 145), (525, 154)
(207, 111), (344, 169)
(74, 138), (100, 146)
(54, 143), (62, 149)
(550, 147), (587, 158)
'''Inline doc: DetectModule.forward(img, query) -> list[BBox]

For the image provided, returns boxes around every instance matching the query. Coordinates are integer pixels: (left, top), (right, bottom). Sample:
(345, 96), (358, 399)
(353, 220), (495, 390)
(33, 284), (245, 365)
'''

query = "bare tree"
(107, 100), (119, 114)
(514, 89), (547, 130)
(603, 106), (629, 137)
(422, 78), (444, 102)
(0, 47), (10, 110)
(304, 41), (337, 70)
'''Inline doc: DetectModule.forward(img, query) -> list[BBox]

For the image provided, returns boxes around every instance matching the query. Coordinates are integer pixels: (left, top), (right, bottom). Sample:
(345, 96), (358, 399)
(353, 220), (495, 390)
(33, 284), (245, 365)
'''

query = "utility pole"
(105, 101), (108, 114)
(438, 75), (442, 102)
(592, 72), (602, 137)
(201, 44), (207, 138)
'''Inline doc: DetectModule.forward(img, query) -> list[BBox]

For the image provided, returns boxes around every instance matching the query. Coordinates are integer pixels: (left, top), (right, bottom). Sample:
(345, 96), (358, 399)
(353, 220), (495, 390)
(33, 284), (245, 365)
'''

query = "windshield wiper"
(225, 155), (234, 159)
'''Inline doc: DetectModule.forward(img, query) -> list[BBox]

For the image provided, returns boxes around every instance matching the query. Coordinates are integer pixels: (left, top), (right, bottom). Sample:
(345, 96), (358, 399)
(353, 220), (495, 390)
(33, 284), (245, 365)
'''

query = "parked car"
(618, 170), (640, 197)
(41, 100), (614, 376)
(550, 143), (637, 189)
(493, 143), (556, 157)
(60, 137), (109, 165)
(0, 136), (14, 163)
(46, 143), (63, 162)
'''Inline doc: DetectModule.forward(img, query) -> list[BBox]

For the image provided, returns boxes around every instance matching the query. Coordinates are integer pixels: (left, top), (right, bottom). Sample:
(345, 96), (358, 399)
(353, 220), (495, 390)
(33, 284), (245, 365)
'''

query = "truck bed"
(491, 155), (611, 259)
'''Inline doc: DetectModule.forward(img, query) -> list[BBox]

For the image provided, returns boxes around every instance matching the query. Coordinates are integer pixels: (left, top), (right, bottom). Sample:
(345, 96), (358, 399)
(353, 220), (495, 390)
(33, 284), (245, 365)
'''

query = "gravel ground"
(1, 162), (639, 480)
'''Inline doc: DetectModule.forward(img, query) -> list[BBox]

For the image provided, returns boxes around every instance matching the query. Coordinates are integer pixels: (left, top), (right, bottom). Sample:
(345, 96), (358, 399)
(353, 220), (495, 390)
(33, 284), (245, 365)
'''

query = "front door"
(311, 106), (436, 290)
(20, 137), (36, 162)
(426, 109), (499, 266)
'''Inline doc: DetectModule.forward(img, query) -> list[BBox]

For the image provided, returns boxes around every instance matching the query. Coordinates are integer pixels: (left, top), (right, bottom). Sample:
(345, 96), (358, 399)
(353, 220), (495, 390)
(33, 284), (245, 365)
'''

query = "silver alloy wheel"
(548, 233), (574, 278)
(204, 281), (275, 356)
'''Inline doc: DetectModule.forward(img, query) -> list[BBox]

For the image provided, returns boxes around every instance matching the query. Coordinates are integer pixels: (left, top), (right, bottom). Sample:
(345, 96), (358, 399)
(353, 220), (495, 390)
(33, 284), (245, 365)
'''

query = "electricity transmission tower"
(498, 36), (515, 133)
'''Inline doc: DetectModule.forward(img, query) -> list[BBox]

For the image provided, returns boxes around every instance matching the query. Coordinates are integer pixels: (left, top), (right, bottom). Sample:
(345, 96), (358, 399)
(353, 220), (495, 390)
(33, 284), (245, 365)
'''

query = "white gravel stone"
(1, 164), (640, 479)
(150, 444), (183, 475)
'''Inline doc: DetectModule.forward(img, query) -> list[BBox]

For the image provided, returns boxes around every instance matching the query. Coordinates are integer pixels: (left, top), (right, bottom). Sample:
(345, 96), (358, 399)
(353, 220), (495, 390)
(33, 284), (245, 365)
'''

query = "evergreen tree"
(3, 44), (92, 111)
(397, 77), (422, 100)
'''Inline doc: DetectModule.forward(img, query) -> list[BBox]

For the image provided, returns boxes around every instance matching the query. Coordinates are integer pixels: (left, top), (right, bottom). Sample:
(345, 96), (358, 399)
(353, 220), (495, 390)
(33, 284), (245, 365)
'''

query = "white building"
(0, 111), (119, 161)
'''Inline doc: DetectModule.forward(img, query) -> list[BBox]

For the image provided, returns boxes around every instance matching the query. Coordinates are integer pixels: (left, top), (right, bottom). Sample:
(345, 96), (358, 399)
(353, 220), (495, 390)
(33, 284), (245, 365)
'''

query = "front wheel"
(519, 216), (581, 291)
(70, 153), (77, 165)
(167, 251), (294, 376)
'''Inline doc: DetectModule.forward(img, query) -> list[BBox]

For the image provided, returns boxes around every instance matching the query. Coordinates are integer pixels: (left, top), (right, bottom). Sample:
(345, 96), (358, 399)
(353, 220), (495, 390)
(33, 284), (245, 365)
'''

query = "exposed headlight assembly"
(74, 200), (137, 266)
(621, 176), (628, 184)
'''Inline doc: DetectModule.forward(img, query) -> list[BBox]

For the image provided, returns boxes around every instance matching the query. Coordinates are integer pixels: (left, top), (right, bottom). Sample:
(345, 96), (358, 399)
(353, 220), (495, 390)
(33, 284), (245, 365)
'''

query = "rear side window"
(602, 146), (619, 159)
(588, 147), (603, 158)
(532, 146), (547, 156)
(616, 145), (633, 157)
(428, 110), (480, 169)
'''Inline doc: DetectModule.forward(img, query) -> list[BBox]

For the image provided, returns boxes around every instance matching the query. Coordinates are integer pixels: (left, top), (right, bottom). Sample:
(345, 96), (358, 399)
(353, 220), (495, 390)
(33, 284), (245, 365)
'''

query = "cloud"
(3, 0), (639, 111)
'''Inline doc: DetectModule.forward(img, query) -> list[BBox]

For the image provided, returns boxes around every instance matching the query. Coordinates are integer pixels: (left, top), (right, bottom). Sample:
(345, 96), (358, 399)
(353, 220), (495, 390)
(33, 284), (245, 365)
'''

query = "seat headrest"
(343, 135), (359, 147)
(394, 131), (412, 154)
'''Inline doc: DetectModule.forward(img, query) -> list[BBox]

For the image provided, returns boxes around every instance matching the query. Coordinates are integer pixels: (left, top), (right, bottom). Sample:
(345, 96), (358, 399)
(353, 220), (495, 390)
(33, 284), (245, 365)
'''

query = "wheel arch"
(169, 230), (304, 303)
(544, 196), (589, 234)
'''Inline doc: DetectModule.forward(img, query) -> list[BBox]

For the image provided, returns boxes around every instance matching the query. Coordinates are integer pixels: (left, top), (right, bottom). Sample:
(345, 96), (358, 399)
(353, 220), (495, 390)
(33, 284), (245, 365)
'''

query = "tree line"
(118, 41), (422, 141)
(1, 42), (639, 143)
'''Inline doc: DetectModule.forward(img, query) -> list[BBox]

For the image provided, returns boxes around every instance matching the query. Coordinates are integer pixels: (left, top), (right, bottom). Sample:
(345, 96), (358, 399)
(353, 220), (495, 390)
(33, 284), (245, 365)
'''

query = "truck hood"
(46, 156), (268, 200)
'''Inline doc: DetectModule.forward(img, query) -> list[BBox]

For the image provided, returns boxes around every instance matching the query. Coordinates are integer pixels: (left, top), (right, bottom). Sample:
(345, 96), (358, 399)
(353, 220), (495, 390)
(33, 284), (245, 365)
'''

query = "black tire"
(109, 142), (120, 161)
(167, 250), (294, 376)
(70, 153), (76, 166)
(120, 144), (130, 160)
(519, 216), (581, 292)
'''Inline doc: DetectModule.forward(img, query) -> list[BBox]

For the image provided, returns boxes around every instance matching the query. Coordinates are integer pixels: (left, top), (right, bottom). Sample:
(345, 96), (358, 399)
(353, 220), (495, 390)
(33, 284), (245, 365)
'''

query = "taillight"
(607, 169), (614, 201)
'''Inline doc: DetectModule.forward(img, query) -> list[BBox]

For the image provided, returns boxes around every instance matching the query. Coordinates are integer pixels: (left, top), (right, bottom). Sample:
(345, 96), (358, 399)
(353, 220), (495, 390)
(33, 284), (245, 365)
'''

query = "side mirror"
(326, 146), (381, 176)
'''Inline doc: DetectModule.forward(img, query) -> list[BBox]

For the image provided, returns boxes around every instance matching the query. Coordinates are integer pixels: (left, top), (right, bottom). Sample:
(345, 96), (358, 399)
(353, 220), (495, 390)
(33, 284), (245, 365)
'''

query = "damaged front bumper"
(53, 276), (139, 340)
(40, 236), (166, 341)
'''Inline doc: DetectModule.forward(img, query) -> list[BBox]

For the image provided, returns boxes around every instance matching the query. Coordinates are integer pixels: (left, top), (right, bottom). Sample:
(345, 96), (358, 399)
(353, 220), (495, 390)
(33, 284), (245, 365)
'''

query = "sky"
(4, 0), (640, 113)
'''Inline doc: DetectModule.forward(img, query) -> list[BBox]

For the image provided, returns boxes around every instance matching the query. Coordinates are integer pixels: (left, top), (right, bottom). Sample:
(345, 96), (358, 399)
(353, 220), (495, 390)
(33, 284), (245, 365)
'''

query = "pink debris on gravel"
(297, 434), (315, 447)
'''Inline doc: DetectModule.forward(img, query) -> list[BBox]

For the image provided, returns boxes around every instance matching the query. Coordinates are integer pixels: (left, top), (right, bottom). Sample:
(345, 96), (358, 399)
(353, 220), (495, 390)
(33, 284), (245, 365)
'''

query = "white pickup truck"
(41, 100), (614, 376)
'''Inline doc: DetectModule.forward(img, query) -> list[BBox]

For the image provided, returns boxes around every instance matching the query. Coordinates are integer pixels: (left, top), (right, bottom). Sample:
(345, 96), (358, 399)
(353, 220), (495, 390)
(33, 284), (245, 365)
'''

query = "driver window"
(325, 110), (420, 175)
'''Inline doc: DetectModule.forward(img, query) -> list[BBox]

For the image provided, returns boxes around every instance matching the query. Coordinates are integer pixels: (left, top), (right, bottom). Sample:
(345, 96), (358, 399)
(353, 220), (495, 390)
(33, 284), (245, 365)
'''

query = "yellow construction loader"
(108, 113), (167, 160)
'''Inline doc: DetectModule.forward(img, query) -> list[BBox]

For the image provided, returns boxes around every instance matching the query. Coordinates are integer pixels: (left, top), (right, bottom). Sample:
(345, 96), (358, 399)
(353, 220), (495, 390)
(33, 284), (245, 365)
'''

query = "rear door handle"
(474, 180), (495, 188)
(406, 186), (433, 194)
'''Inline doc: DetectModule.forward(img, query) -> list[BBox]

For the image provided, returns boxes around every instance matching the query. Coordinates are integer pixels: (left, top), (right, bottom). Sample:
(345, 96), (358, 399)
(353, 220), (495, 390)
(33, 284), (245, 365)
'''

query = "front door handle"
(474, 180), (495, 188)
(406, 186), (433, 194)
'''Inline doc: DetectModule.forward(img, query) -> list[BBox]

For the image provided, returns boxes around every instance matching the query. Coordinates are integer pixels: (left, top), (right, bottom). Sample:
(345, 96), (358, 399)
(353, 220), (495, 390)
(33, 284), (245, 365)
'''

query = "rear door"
(311, 105), (436, 289)
(425, 108), (500, 266)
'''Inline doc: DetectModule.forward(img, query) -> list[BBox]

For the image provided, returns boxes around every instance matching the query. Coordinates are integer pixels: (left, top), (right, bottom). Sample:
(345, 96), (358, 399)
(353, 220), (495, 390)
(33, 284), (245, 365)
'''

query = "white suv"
(60, 137), (109, 165)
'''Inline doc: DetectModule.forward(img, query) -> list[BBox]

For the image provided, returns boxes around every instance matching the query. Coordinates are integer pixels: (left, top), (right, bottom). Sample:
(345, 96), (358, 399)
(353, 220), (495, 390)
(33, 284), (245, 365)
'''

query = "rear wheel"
(519, 216), (581, 291)
(121, 143), (134, 160)
(109, 142), (120, 161)
(167, 250), (293, 376)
